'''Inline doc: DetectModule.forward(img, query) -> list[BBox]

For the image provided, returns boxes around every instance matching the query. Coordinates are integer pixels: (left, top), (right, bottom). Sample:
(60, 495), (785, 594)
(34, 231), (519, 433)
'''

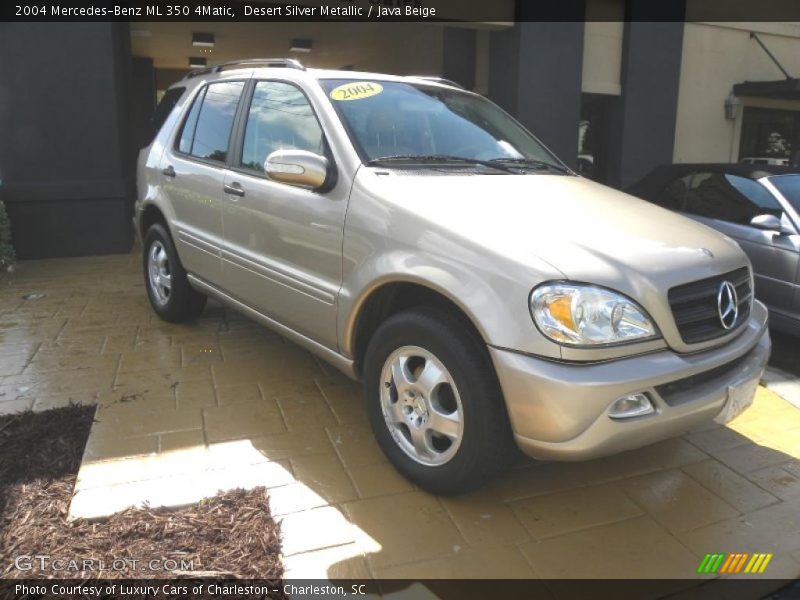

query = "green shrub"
(0, 201), (16, 271)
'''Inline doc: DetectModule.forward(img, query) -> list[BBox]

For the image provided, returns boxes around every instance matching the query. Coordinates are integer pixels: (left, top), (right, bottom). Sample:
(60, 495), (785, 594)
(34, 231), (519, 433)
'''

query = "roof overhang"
(733, 78), (800, 101)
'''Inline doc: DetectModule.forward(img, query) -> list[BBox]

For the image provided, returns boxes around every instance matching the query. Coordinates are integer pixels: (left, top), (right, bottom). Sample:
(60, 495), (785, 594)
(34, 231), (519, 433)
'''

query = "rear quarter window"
(146, 87), (185, 147)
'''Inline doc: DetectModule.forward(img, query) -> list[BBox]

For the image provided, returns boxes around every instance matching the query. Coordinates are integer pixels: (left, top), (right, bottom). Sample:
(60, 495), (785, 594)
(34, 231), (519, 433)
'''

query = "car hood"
(357, 170), (749, 294)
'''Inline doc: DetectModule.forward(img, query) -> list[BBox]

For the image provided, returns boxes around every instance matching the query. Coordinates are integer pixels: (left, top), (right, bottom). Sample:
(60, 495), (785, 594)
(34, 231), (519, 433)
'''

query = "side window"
(178, 81), (245, 162)
(177, 87), (205, 154)
(684, 172), (783, 225)
(240, 81), (325, 171)
(656, 173), (692, 211)
(146, 86), (185, 148)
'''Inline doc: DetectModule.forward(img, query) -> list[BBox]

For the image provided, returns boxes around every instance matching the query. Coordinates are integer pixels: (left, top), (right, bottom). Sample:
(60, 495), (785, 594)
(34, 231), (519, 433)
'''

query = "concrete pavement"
(1, 251), (799, 586)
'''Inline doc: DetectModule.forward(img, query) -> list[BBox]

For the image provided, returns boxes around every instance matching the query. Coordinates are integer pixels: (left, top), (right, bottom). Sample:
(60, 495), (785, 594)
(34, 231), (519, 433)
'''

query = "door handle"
(223, 183), (245, 197)
(162, 165), (176, 178)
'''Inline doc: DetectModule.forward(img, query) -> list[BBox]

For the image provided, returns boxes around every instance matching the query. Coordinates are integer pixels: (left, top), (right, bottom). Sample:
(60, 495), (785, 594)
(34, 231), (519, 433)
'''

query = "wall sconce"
(724, 92), (740, 120)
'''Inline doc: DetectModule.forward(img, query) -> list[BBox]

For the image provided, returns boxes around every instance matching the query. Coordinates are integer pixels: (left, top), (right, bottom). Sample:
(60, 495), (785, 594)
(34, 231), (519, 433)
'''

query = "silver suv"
(136, 59), (771, 494)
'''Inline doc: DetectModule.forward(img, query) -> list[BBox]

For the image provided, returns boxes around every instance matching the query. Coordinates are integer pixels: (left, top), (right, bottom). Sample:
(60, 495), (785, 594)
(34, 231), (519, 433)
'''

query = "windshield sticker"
(330, 82), (383, 101)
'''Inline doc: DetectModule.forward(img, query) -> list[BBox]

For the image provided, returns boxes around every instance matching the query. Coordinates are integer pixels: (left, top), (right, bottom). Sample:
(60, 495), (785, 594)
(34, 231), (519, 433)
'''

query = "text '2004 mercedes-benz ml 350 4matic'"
(135, 59), (771, 495)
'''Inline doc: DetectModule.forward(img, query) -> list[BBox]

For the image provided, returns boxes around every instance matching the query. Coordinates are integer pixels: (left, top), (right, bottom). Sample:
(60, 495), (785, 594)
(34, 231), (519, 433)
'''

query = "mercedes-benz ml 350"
(135, 59), (770, 494)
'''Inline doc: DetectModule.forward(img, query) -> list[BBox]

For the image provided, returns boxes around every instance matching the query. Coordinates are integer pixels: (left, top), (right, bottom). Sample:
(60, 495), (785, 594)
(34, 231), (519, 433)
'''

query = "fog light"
(609, 393), (654, 419)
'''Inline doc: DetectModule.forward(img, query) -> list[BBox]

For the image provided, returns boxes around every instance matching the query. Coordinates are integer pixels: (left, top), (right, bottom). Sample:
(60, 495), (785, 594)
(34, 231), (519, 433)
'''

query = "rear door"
(160, 79), (247, 284)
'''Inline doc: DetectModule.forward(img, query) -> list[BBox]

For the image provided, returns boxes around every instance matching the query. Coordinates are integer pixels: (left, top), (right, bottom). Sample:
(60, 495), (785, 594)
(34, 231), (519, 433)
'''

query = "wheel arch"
(347, 278), (490, 378)
(139, 202), (169, 240)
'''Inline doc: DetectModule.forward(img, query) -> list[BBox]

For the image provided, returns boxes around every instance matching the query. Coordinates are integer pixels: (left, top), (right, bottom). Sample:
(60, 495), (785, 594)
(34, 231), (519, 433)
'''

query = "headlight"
(530, 283), (658, 346)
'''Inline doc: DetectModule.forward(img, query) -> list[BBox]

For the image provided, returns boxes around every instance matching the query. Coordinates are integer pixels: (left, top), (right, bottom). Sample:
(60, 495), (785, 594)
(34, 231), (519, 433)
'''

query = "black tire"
(363, 308), (512, 495)
(143, 223), (207, 322)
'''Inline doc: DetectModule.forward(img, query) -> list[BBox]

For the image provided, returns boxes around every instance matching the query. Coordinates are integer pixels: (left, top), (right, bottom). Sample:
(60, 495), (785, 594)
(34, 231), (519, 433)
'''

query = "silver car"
(135, 60), (770, 494)
(629, 164), (800, 337)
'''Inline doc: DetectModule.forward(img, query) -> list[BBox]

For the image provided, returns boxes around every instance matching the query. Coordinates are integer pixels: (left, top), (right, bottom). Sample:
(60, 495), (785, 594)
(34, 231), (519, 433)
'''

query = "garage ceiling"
(131, 22), (452, 74)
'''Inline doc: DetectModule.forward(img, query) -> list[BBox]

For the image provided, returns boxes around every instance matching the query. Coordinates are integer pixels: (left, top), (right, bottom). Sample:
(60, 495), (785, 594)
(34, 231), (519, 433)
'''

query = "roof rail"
(413, 76), (465, 90)
(184, 58), (305, 80)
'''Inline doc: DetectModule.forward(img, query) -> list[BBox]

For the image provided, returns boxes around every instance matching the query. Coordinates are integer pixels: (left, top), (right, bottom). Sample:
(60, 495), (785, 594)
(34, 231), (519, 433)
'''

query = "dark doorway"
(130, 57), (157, 152)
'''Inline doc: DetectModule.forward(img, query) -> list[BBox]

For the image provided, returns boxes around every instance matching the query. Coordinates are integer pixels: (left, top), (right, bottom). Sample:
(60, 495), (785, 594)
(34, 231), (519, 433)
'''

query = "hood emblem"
(717, 281), (738, 330)
(700, 248), (714, 259)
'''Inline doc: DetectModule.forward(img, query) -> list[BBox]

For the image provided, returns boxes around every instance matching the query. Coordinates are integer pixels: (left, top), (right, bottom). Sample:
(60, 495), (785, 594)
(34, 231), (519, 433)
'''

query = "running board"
(187, 274), (358, 380)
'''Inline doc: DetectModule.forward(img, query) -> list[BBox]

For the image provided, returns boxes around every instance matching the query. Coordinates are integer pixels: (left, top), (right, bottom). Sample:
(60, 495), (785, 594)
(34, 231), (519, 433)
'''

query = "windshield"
(769, 174), (800, 212)
(321, 79), (565, 171)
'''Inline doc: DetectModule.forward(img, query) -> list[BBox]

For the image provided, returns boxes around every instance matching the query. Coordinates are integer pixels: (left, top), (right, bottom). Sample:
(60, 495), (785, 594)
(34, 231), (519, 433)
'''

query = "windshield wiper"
(366, 154), (571, 175)
(366, 154), (515, 173)
(489, 158), (571, 174)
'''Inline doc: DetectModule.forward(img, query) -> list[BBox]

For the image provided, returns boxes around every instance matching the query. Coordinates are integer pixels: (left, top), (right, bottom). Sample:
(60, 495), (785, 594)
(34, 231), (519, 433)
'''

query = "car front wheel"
(363, 308), (511, 495)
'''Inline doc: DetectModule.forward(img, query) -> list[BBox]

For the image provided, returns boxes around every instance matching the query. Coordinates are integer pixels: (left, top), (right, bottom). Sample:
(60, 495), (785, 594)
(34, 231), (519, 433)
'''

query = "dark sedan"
(628, 164), (800, 336)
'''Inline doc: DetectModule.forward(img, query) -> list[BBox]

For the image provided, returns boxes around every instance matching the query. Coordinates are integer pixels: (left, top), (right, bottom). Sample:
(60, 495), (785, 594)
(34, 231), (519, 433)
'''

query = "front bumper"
(491, 300), (771, 461)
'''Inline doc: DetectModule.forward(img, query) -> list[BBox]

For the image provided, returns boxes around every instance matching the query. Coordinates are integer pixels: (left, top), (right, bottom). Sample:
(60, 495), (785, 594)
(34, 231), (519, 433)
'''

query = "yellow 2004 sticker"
(330, 81), (383, 101)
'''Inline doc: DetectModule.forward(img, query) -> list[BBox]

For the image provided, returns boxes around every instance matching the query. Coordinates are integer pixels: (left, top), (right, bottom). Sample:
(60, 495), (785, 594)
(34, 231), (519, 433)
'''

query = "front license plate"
(714, 376), (759, 424)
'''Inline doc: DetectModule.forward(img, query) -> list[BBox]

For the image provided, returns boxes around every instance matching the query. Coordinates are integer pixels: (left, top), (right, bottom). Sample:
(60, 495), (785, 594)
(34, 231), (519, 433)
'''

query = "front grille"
(668, 267), (752, 344)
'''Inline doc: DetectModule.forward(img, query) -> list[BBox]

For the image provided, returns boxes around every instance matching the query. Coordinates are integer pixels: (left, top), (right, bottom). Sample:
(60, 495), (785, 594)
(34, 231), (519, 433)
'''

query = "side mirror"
(264, 149), (329, 190)
(749, 214), (794, 235)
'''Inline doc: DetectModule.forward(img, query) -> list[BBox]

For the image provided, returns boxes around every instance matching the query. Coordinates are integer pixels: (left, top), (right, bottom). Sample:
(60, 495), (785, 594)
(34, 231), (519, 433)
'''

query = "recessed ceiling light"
(188, 57), (207, 68)
(290, 38), (312, 53)
(192, 32), (215, 48)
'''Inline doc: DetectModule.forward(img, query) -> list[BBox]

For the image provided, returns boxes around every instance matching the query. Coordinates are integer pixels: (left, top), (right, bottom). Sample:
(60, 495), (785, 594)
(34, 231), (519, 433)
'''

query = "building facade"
(1, 1), (799, 258)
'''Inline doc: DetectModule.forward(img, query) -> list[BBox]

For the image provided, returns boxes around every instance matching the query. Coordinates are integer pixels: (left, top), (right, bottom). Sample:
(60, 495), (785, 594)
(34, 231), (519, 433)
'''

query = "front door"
(219, 79), (347, 349)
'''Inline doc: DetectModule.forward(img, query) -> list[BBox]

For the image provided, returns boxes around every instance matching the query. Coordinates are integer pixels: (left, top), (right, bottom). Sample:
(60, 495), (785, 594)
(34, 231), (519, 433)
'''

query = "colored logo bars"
(697, 552), (773, 574)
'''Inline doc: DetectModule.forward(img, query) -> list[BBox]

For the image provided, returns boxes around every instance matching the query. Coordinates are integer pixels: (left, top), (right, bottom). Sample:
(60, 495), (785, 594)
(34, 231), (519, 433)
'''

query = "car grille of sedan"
(668, 267), (752, 344)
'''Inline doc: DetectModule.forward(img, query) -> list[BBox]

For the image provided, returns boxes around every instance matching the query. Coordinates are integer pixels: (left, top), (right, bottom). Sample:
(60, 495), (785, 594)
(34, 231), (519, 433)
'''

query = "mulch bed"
(0, 405), (283, 579)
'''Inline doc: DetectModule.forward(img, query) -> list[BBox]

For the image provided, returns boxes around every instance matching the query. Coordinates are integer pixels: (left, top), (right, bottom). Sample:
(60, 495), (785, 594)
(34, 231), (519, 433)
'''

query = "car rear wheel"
(143, 223), (206, 322)
(363, 308), (511, 495)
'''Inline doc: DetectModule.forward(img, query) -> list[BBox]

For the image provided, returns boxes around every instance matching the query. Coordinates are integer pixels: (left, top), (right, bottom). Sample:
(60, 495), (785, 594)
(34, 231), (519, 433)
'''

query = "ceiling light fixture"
(290, 38), (313, 53)
(192, 32), (215, 48)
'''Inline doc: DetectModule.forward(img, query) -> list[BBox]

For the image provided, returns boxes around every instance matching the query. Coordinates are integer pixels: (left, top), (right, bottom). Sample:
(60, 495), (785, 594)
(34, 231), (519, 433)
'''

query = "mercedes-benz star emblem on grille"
(717, 281), (739, 330)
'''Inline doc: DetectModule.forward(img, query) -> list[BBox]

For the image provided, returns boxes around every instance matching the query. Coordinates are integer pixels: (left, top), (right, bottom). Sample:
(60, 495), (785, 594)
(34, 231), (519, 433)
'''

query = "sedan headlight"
(530, 283), (658, 346)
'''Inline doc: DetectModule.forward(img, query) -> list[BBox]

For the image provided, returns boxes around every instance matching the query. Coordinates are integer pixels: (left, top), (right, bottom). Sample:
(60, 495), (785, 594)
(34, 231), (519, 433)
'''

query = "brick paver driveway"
(1, 251), (800, 586)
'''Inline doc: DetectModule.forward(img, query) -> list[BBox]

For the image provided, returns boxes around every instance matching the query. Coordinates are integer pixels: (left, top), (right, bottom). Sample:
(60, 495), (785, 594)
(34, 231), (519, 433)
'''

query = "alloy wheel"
(379, 345), (464, 466)
(147, 240), (172, 306)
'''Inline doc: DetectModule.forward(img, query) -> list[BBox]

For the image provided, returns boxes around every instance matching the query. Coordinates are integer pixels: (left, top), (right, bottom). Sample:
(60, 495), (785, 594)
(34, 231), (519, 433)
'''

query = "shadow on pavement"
(768, 328), (800, 378)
